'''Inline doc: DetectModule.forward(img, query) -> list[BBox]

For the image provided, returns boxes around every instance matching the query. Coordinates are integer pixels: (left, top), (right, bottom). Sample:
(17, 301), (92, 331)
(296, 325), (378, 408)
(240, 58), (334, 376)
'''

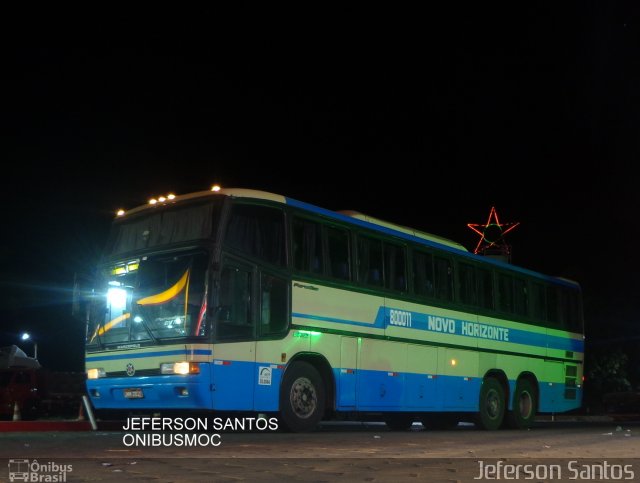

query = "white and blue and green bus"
(85, 188), (584, 431)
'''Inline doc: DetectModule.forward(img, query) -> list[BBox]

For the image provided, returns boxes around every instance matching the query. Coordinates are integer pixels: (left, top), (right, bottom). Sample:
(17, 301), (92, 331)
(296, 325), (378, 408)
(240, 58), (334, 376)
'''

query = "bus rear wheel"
(476, 377), (505, 430)
(506, 379), (537, 429)
(279, 361), (325, 432)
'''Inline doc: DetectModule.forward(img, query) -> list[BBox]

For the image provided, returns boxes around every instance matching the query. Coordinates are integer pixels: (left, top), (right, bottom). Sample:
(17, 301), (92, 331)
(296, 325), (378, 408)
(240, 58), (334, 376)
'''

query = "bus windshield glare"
(87, 251), (209, 346)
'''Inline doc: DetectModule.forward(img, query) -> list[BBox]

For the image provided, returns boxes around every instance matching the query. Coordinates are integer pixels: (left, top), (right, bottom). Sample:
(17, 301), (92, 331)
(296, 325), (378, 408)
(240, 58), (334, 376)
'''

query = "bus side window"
(357, 235), (383, 287)
(530, 282), (546, 322)
(513, 278), (528, 316)
(225, 204), (285, 266)
(476, 268), (493, 309)
(260, 273), (289, 336)
(458, 263), (476, 306)
(546, 286), (561, 328)
(412, 250), (435, 298)
(326, 226), (351, 281)
(556, 287), (569, 330)
(292, 217), (323, 275)
(384, 242), (407, 292)
(434, 256), (453, 301)
(216, 266), (254, 340)
(497, 273), (513, 313)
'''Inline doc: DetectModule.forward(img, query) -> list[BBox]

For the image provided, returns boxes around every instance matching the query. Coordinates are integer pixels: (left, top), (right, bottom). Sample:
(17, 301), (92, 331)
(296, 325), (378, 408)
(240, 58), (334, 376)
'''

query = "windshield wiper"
(89, 320), (105, 349)
(130, 305), (159, 343)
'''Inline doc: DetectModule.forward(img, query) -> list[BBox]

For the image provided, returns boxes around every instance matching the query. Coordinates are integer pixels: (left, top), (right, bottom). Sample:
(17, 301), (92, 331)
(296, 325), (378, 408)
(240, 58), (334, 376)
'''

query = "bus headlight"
(87, 368), (106, 379)
(160, 362), (200, 375)
(107, 287), (127, 313)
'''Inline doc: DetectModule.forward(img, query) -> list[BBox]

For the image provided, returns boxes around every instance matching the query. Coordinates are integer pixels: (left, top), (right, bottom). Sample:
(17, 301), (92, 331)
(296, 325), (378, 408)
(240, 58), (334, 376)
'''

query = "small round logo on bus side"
(126, 363), (135, 376)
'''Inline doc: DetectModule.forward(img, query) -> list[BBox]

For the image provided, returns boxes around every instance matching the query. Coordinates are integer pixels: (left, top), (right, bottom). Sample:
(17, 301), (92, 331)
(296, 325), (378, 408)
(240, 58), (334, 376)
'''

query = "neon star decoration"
(467, 207), (520, 256)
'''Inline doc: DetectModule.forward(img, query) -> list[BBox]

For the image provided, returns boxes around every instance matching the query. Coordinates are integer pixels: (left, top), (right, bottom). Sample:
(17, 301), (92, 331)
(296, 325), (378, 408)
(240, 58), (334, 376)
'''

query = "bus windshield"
(87, 251), (209, 347)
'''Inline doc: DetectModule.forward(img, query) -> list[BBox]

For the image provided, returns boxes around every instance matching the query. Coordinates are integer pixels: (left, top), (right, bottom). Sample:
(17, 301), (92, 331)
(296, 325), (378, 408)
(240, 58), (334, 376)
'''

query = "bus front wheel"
(279, 361), (325, 432)
(476, 377), (505, 430)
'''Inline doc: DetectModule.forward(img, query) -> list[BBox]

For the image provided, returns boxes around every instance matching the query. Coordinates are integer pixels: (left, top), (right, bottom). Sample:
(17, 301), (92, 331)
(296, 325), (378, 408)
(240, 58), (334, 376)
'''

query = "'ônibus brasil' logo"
(126, 363), (135, 376)
(8, 459), (73, 482)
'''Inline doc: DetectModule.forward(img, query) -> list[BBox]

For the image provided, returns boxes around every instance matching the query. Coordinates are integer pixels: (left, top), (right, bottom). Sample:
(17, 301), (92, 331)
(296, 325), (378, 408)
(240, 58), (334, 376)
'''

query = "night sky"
(2, 7), (639, 379)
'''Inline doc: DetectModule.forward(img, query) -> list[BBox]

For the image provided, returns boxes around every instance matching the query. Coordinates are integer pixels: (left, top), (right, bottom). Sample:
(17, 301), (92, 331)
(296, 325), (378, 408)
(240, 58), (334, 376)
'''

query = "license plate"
(124, 388), (144, 399)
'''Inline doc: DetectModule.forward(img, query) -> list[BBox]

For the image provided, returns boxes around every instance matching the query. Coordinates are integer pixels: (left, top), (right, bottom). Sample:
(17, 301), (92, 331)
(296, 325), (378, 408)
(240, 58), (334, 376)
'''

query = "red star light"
(467, 207), (520, 255)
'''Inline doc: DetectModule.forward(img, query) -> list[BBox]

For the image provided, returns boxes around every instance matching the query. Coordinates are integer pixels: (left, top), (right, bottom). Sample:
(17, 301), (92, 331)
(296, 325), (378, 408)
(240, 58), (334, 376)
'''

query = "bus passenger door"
(338, 337), (358, 409)
(254, 270), (290, 411)
(212, 262), (257, 411)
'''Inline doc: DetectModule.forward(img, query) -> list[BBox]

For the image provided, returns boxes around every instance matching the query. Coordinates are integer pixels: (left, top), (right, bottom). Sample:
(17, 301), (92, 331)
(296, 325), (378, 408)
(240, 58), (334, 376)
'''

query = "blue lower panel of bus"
(537, 383), (582, 413)
(87, 362), (285, 412)
(336, 369), (481, 412)
(212, 360), (283, 411)
(87, 361), (581, 414)
(87, 365), (213, 411)
(335, 368), (581, 413)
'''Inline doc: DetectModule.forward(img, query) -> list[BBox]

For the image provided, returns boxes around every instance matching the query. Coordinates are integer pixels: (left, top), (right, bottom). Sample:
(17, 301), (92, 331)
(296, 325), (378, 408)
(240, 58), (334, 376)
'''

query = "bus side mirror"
(72, 274), (82, 320)
(72, 273), (91, 322)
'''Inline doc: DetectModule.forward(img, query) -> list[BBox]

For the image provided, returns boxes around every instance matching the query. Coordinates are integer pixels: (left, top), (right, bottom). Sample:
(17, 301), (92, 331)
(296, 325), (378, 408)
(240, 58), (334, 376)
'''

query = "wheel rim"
(289, 376), (317, 419)
(518, 390), (533, 419)
(486, 388), (501, 420)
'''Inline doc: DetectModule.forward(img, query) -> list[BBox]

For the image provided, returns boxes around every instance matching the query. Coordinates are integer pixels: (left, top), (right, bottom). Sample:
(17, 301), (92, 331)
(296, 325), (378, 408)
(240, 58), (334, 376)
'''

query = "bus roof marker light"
(116, 209), (125, 217)
(167, 194), (176, 200)
(211, 184), (221, 192)
(149, 198), (158, 205)
(158, 196), (166, 203)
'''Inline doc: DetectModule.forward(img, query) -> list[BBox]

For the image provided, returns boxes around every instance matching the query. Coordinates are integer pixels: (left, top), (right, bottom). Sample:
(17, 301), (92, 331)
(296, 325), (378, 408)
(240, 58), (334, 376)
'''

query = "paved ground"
(1, 420), (639, 482)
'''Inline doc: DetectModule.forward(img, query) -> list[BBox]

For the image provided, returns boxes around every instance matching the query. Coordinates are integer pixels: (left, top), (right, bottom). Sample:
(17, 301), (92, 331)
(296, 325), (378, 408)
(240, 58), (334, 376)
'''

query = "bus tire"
(384, 414), (414, 431)
(476, 377), (505, 430)
(279, 361), (325, 432)
(506, 379), (536, 429)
